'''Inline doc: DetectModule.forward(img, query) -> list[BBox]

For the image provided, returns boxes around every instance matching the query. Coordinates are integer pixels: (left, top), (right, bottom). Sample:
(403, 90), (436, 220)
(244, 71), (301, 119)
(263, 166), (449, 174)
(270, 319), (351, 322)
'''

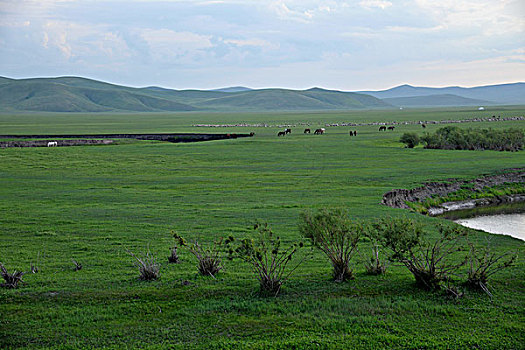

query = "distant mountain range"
(0, 76), (523, 113)
(360, 83), (525, 106)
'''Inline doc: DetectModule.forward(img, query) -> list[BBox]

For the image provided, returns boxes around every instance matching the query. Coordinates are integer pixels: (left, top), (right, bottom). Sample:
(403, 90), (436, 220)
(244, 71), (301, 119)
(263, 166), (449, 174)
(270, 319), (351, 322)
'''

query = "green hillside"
(384, 94), (491, 107)
(0, 77), (391, 112)
(0, 79), (196, 112)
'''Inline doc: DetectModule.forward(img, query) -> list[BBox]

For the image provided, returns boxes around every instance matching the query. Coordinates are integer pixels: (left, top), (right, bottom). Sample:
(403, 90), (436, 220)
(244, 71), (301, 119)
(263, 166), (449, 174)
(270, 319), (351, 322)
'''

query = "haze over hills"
(0, 76), (523, 113)
(360, 83), (525, 106)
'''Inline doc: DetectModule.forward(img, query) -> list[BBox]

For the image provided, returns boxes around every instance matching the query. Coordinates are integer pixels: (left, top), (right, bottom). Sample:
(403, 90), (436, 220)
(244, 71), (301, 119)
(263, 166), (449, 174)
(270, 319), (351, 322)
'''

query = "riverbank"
(382, 169), (525, 216)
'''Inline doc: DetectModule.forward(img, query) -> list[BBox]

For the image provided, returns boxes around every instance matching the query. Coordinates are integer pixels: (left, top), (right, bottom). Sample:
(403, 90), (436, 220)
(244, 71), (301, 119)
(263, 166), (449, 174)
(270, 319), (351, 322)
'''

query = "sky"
(0, 0), (524, 90)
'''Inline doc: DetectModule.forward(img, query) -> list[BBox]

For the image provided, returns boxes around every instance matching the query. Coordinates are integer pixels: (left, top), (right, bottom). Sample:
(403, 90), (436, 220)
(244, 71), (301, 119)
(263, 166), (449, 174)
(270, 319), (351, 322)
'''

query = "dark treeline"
(421, 126), (524, 151)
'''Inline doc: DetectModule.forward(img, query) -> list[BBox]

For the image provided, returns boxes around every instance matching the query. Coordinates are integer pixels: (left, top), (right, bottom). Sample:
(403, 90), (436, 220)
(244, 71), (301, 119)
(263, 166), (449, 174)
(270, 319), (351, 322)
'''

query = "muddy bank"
(427, 194), (525, 216)
(0, 139), (114, 148)
(381, 169), (525, 213)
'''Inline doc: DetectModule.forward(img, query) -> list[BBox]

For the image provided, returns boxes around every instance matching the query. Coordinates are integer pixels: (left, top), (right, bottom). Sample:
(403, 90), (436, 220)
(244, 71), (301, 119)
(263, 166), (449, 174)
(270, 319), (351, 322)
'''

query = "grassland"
(1, 107), (524, 349)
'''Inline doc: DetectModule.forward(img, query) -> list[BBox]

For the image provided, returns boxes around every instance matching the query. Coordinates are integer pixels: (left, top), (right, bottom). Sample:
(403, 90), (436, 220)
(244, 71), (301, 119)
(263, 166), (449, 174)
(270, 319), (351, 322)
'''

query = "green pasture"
(1, 107), (524, 349)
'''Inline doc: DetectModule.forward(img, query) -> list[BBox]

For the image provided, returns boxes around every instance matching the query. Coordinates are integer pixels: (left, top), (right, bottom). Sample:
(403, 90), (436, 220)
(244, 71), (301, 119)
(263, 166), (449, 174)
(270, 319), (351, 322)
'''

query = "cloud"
(223, 38), (278, 49)
(268, 1), (314, 23)
(138, 29), (213, 63)
(359, 0), (392, 10)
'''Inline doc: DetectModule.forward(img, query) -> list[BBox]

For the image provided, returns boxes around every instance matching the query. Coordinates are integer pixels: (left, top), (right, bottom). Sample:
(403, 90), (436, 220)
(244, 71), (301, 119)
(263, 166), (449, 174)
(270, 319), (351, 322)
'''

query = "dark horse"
(285, 128), (292, 134)
(421, 124), (426, 128)
(277, 131), (286, 137)
(379, 126), (386, 131)
(314, 128), (325, 135)
(304, 128), (311, 134)
(387, 126), (395, 130)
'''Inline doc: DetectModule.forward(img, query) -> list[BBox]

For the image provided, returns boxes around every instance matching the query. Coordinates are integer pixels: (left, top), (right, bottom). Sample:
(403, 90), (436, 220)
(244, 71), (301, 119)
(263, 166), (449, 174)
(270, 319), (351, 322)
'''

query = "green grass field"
(1, 107), (524, 349)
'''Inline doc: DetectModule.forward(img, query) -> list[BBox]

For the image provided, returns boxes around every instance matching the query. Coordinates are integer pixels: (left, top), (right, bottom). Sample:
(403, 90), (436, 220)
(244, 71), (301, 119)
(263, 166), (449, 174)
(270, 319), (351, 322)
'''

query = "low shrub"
(375, 217), (467, 290)
(361, 224), (388, 275)
(72, 259), (83, 271)
(174, 233), (225, 277)
(167, 246), (180, 264)
(422, 126), (524, 151)
(0, 262), (24, 289)
(400, 132), (420, 148)
(232, 222), (305, 296)
(299, 209), (361, 282)
(127, 249), (160, 281)
(466, 241), (517, 293)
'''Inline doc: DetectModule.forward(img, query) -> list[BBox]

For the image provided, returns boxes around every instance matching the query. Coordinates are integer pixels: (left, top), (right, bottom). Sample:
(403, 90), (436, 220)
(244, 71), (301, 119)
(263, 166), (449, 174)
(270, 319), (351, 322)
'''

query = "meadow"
(1, 107), (524, 349)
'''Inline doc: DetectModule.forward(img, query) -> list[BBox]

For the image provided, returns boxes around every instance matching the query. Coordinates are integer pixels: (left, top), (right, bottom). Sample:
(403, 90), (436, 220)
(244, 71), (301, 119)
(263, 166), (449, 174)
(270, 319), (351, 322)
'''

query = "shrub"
(174, 233), (225, 277)
(127, 249), (160, 281)
(72, 259), (83, 271)
(167, 246), (180, 264)
(0, 262), (24, 289)
(361, 223), (388, 275)
(375, 217), (467, 290)
(466, 241), (517, 293)
(421, 126), (524, 151)
(232, 222), (305, 296)
(400, 133), (420, 148)
(299, 209), (361, 282)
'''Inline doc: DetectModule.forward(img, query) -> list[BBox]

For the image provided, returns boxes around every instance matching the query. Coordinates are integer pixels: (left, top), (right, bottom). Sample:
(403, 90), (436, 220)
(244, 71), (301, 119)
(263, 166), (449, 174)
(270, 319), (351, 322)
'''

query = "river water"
(439, 202), (525, 241)
(455, 213), (525, 241)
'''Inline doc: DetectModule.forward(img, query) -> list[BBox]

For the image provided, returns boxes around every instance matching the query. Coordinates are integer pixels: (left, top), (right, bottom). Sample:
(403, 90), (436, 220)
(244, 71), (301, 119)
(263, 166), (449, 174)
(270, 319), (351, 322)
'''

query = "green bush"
(232, 222), (305, 296)
(374, 217), (467, 290)
(466, 241), (517, 293)
(173, 233), (225, 277)
(400, 132), (420, 148)
(299, 209), (361, 282)
(0, 262), (24, 289)
(422, 126), (524, 151)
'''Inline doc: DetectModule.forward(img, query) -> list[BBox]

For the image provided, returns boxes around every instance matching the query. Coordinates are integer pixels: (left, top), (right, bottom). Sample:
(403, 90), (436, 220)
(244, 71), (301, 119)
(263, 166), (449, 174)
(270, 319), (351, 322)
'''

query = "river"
(439, 202), (525, 241)
(455, 213), (525, 241)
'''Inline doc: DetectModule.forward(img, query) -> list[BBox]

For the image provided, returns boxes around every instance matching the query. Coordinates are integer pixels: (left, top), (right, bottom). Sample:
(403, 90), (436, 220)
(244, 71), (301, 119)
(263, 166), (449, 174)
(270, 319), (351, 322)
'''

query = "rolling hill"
(0, 77), (391, 112)
(382, 94), (492, 107)
(0, 76), (523, 112)
(360, 82), (525, 106)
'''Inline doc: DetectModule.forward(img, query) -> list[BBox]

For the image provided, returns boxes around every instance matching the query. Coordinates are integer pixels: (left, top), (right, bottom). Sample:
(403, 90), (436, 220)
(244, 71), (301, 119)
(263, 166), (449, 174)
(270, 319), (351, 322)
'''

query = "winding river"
(439, 202), (525, 241)
(455, 213), (525, 241)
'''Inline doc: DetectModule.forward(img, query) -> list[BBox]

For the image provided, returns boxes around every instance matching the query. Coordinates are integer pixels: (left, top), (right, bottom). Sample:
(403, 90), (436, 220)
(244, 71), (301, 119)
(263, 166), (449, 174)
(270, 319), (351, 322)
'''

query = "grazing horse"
(349, 130), (353, 136)
(387, 126), (395, 131)
(47, 141), (58, 147)
(304, 128), (311, 134)
(314, 128), (325, 135)
(285, 128), (292, 134)
(353, 130), (357, 136)
(277, 131), (286, 137)
(421, 124), (426, 128)
(379, 126), (386, 131)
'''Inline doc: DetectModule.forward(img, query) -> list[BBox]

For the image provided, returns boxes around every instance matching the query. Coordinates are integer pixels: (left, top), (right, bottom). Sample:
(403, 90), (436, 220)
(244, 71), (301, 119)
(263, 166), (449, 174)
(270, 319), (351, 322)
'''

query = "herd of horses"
(277, 124), (427, 137)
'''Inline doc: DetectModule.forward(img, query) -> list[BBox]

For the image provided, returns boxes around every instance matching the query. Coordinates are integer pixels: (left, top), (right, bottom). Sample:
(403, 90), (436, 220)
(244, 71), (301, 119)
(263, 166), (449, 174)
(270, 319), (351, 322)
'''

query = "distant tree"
(421, 126), (524, 151)
(400, 133), (420, 148)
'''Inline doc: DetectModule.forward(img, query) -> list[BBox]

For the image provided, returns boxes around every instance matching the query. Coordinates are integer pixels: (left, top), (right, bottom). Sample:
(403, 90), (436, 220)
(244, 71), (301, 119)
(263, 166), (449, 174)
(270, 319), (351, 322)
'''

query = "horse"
(277, 131), (286, 137)
(47, 141), (57, 147)
(314, 128), (325, 135)
(421, 124), (426, 128)
(304, 128), (311, 134)
(349, 131), (353, 136)
(285, 128), (292, 134)
(379, 126), (386, 131)
(387, 126), (395, 131)
(353, 130), (357, 136)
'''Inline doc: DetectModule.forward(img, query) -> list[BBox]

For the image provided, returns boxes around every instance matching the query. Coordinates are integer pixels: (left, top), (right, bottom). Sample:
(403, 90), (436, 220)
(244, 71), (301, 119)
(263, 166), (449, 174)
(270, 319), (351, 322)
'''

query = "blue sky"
(0, 0), (524, 90)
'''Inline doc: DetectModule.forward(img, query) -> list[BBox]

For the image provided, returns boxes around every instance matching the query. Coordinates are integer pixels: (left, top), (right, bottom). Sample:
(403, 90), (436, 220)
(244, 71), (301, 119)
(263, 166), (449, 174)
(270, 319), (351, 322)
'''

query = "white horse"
(47, 141), (58, 147)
